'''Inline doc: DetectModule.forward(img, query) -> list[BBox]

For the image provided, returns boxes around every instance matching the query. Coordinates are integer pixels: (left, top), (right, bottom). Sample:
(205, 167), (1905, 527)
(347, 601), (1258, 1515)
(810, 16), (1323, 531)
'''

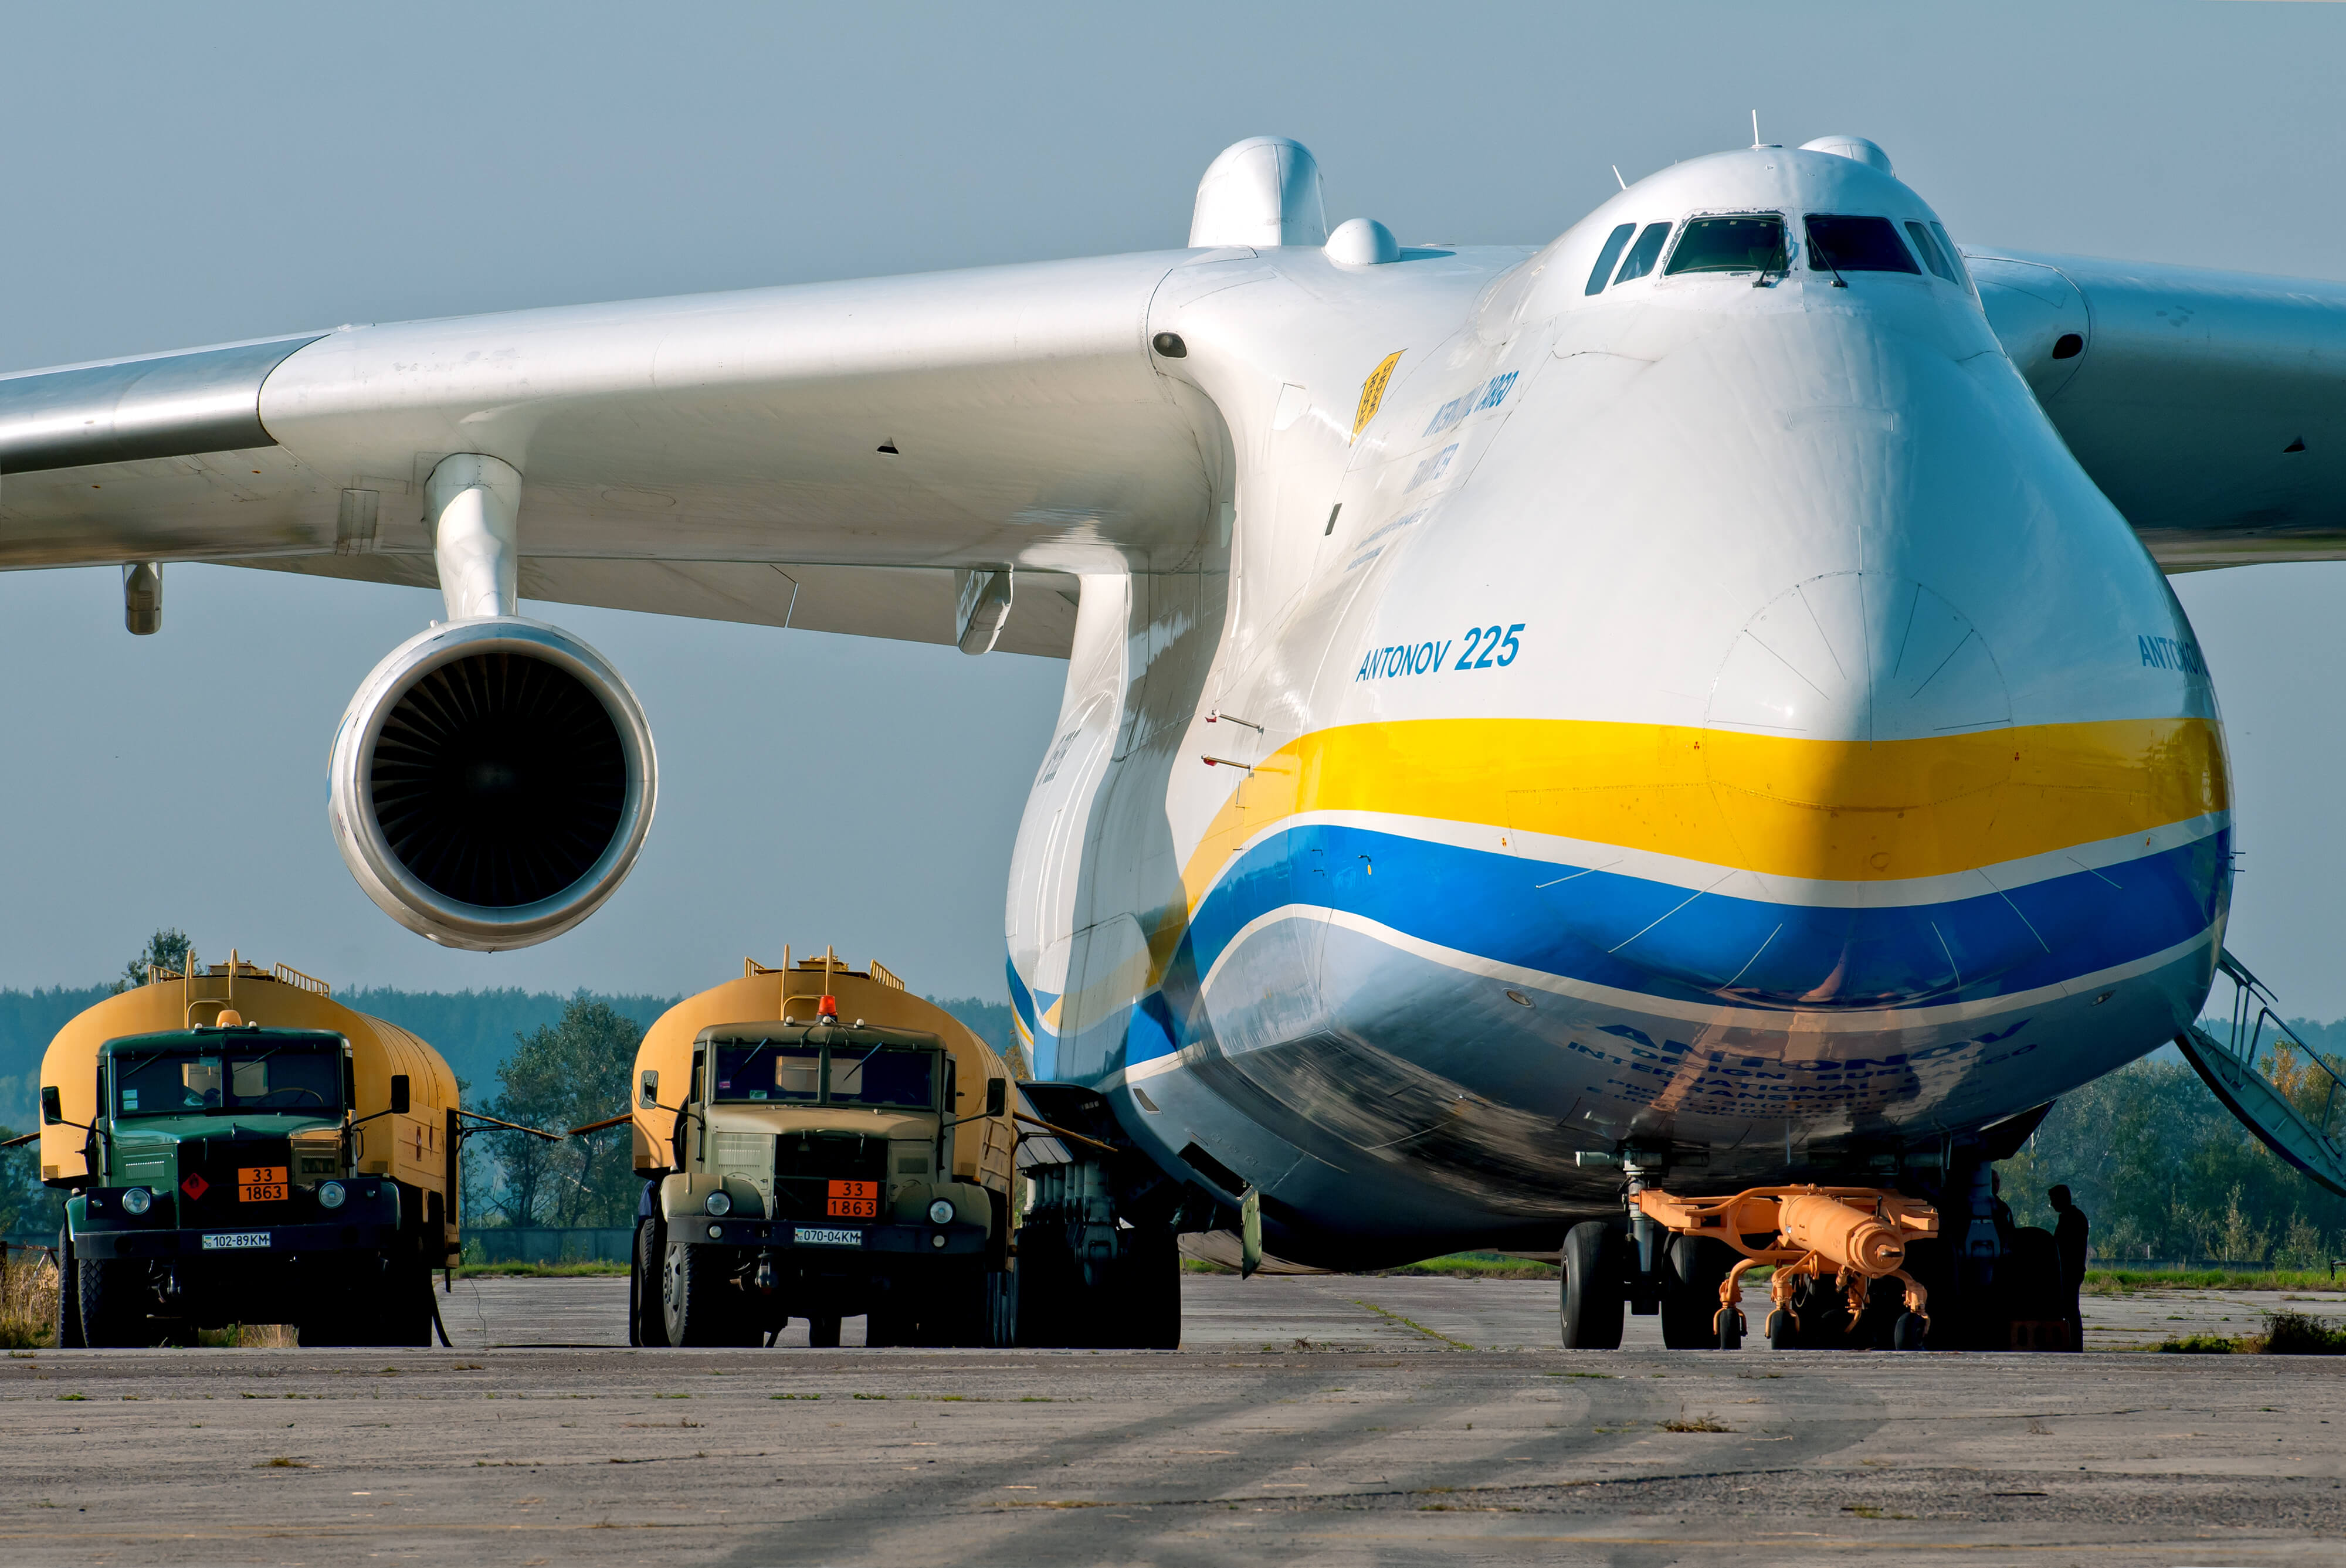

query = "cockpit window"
(1663, 215), (1785, 276)
(1585, 223), (1636, 296)
(1929, 222), (1972, 290)
(1805, 215), (1919, 275)
(1904, 221), (1958, 283)
(1612, 222), (1672, 284)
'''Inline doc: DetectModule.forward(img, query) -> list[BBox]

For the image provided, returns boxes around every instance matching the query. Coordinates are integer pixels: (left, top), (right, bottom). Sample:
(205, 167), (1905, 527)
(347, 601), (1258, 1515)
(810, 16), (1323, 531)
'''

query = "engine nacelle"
(330, 617), (657, 951)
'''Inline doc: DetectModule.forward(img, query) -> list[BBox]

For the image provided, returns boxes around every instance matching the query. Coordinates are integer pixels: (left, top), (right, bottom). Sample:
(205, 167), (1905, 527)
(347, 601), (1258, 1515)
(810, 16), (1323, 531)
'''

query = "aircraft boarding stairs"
(2173, 951), (2346, 1199)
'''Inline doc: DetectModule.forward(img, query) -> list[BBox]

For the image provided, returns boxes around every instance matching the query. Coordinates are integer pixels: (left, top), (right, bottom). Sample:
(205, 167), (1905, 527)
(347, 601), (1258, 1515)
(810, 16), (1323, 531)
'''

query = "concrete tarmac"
(3, 1276), (2341, 1566)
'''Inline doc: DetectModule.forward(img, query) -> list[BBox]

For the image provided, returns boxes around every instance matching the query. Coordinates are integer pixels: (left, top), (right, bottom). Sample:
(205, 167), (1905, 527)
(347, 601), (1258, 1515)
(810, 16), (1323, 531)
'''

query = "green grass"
(2087, 1267), (2345, 1294)
(2155, 1310), (2346, 1355)
(452, 1260), (628, 1279)
(1381, 1252), (1558, 1279)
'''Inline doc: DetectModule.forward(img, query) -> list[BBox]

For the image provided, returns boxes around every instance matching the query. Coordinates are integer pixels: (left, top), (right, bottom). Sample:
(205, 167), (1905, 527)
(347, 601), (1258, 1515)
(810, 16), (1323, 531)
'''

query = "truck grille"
(174, 1135), (298, 1228)
(770, 1132), (889, 1222)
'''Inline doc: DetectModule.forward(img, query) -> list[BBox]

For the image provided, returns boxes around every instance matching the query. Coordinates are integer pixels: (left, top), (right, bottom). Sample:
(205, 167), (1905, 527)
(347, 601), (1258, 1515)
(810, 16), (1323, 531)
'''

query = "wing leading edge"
(0, 250), (1220, 654)
(1972, 248), (2346, 569)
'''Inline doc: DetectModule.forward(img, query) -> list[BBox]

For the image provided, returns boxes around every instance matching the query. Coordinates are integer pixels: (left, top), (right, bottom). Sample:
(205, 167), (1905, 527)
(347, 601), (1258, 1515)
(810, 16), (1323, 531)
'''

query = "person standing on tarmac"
(2049, 1185), (2090, 1352)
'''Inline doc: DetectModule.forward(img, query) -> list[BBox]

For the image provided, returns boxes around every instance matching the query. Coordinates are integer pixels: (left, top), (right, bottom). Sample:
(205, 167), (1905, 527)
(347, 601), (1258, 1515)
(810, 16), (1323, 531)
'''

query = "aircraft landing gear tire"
(1893, 1311), (1927, 1351)
(1660, 1234), (1735, 1349)
(1766, 1307), (1798, 1350)
(1716, 1309), (1743, 1350)
(53, 1230), (86, 1349)
(808, 1314), (842, 1349)
(1112, 1228), (1181, 1350)
(629, 1218), (667, 1347)
(1560, 1221), (1625, 1349)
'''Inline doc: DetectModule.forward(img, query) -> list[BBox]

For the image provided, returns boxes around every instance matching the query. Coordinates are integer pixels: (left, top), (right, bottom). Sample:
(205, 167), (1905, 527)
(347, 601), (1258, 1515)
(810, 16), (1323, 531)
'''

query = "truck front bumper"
(70, 1183), (404, 1261)
(72, 1220), (404, 1261)
(677, 1218), (988, 1258)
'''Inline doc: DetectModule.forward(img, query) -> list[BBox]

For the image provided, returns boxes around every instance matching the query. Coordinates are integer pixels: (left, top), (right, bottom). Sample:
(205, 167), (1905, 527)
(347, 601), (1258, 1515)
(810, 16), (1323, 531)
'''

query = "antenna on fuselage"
(1751, 110), (1761, 147)
(1611, 164), (1626, 191)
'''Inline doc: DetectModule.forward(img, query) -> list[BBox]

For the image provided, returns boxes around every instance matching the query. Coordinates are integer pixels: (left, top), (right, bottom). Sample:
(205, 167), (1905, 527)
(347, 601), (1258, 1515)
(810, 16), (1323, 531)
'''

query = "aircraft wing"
(0, 251), (1216, 655)
(1971, 247), (2346, 569)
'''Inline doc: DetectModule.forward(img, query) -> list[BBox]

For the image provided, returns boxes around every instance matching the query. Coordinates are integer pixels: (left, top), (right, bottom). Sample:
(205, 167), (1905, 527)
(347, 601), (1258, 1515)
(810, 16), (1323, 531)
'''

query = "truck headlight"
(121, 1187), (152, 1217)
(927, 1199), (955, 1225)
(317, 1181), (347, 1210)
(706, 1190), (732, 1216)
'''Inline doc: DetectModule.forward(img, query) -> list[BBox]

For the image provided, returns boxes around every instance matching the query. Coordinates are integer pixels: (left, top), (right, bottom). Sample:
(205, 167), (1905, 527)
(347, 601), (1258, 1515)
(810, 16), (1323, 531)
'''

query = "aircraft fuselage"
(1005, 146), (2228, 1265)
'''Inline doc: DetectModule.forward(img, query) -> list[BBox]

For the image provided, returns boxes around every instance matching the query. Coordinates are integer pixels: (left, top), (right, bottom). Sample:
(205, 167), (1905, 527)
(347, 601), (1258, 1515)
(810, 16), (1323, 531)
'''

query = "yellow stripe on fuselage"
(1181, 717), (2227, 911)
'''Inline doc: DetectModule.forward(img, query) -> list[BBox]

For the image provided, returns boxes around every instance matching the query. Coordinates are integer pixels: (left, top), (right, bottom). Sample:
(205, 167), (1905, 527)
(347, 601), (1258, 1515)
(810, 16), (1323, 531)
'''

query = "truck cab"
(645, 1017), (1013, 1348)
(53, 1024), (422, 1345)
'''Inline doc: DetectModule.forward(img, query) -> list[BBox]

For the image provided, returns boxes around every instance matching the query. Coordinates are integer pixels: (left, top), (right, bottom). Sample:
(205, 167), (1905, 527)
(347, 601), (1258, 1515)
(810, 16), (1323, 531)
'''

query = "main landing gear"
(1560, 1187), (1938, 1352)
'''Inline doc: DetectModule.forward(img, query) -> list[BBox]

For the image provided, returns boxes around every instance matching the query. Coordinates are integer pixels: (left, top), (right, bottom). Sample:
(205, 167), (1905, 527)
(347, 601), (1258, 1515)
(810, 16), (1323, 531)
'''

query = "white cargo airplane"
(9, 135), (2345, 1349)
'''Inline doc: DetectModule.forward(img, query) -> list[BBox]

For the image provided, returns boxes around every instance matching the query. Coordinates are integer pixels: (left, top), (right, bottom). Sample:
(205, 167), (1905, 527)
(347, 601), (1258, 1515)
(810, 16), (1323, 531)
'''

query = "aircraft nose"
(1494, 303), (2229, 1011)
(1610, 571), (2036, 1005)
(1707, 571), (2008, 744)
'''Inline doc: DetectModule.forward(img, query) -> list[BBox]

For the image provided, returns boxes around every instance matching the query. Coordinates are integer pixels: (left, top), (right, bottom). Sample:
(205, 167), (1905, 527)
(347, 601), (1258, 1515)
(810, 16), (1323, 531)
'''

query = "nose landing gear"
(1644, 1187), (1937, 1350)
(1560, 1186), (1942, 1350)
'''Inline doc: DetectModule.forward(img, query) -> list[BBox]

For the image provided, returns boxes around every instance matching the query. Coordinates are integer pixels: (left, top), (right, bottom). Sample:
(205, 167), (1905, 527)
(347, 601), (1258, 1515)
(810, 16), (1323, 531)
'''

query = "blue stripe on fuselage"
(1177, 822), (2229, 1016)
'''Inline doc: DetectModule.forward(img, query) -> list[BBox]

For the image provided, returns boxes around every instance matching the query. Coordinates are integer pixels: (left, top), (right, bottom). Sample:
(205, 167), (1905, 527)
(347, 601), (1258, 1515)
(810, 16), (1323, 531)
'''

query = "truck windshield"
(706, 1040), (937, 1109)
(113, 1046), (342, 1116)
(713, 1043), (822, 1102)
(828, 1046), (937, 1110)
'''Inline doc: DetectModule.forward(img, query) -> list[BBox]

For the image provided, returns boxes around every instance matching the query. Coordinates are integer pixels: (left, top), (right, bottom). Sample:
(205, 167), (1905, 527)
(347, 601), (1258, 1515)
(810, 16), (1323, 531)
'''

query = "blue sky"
(2, 1), (2342, 1009)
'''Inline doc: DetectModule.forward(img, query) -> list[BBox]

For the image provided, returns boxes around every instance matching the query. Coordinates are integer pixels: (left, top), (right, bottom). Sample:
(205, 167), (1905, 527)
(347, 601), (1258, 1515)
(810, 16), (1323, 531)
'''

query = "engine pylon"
(1635, 1186), (1938, 1348)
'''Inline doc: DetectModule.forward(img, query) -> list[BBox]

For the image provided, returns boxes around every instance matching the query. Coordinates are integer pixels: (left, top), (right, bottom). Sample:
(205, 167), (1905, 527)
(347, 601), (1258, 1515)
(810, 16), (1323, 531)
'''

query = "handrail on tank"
(272, 963), (331, 996)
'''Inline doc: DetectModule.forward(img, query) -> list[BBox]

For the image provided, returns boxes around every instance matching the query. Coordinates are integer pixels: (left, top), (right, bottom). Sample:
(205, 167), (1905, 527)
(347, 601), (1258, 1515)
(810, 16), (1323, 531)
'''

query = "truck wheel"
(920, 1268), (994, 1348)
(383, 1258), (433, 1348)
(988, 1270), (1019, 1349)
(865, 1298), (911, 1348)
(1560, 1221), (1625, 1349)
(629, 1219), (668, 1347)
(79, 1257), (151, 1348)
(53, 1231), (85, 1349)
(662, 1244), (750, 1348)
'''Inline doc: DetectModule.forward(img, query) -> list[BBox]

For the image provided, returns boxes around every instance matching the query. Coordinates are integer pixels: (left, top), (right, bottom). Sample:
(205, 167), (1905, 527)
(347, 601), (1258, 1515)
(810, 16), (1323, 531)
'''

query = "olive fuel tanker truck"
(26, 952), (533, 1346)
(603, 949), (1047, 1348)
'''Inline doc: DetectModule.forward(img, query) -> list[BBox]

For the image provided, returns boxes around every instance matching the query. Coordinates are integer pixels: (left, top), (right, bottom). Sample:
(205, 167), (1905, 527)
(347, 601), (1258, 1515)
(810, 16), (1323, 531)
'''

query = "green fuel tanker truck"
(33, 953), (466, 1346)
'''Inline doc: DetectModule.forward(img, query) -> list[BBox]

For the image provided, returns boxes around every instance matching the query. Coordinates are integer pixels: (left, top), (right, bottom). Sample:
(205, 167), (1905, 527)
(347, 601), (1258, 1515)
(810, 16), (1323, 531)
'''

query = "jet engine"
(329, 617), (657, 951)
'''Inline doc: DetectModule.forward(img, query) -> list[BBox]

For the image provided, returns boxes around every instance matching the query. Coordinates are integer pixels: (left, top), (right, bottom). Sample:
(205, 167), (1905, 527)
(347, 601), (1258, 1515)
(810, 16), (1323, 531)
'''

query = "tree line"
(2, 931), (2340, 1259)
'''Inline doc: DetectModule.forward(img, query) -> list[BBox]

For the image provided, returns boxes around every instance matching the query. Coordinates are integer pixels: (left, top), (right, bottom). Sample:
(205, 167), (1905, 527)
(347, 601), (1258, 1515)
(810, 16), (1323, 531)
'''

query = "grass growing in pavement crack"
(1351, 1299), (1473, 1350)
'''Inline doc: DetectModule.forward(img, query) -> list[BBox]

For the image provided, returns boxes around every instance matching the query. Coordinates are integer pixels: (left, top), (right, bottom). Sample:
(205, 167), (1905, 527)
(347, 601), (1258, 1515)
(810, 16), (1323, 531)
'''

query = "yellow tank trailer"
(613, 950), (1021, 1348)
(35, 953), (465, 1346)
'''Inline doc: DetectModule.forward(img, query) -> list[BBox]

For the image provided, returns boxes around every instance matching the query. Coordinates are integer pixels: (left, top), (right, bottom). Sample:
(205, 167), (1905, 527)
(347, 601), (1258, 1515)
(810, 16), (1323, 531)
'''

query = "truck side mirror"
(389, 1075), (411, 1115)
(40, 1086), (61, 1126)
(985, 1077), (1007, 1118)
(639, 1070), (659, 1109)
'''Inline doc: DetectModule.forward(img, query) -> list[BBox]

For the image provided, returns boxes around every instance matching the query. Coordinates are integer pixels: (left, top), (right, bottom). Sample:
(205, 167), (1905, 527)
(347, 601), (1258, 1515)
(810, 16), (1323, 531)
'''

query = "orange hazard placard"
(238, 1165), (289, 1203)
(826, 1179), (878, 1219)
